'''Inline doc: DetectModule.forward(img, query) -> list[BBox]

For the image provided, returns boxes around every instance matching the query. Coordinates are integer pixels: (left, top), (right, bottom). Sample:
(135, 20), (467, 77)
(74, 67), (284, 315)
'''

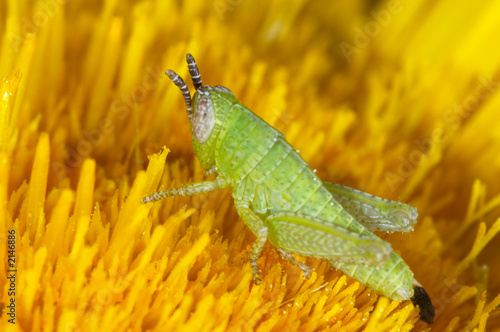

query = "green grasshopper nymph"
(142, 54), (435, 324)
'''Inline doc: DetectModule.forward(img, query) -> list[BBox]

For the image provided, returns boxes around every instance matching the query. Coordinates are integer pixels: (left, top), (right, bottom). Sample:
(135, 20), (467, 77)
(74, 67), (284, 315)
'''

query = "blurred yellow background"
(1, 0), (500, 330)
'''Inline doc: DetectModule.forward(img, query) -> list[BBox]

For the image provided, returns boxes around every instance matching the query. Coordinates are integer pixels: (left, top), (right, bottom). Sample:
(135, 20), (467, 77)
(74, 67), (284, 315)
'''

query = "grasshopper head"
(165, 54), (238, 170)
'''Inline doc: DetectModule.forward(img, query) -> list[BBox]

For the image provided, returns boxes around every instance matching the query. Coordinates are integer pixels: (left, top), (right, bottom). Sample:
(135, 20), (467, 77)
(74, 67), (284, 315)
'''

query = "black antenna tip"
(411, 286), (435, 324)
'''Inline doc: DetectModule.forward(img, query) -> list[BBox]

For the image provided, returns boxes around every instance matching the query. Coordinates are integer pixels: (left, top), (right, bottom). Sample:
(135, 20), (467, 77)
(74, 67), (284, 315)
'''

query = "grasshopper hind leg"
(323, 182), (418, 233)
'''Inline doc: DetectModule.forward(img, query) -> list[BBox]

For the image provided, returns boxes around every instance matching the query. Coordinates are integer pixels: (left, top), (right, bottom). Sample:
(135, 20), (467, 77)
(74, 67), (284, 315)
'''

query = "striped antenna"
(186, 53), (202, 89)
(165, 69), (193, 119)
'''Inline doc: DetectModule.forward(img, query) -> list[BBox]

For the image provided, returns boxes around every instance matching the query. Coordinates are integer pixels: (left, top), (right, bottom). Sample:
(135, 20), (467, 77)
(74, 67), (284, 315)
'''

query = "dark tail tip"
(411, 286), (435, 324)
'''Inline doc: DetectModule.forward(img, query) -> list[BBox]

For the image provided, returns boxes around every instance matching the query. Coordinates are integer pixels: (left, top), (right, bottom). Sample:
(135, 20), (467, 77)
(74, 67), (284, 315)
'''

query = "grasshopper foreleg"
(142, 178), (229, 203)
(203, 166), (218, 177)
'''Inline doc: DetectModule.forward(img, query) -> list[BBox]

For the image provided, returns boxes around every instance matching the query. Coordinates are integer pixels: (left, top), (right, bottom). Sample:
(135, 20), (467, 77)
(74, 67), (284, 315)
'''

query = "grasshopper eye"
(192, 95), (215, 143)
(213, 85), (235, 96)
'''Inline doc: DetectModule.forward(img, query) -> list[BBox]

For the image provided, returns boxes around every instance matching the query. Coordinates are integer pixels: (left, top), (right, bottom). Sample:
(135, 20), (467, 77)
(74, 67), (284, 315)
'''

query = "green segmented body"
(142, 54), (435, 324)
(213, 96), (413, 300)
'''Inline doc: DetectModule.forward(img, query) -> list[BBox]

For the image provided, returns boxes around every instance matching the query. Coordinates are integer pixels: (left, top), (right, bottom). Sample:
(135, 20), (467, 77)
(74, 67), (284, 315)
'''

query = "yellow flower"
(2, 0), (500, 330)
